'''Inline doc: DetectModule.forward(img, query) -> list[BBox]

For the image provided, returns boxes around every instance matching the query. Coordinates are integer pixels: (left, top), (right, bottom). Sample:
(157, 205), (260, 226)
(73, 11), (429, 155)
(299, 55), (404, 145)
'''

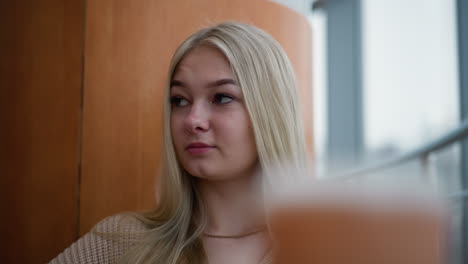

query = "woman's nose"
(184, 102), (210, 133)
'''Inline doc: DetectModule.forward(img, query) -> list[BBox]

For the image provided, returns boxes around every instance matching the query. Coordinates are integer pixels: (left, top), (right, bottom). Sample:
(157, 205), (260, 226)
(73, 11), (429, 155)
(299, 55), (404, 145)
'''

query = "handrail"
(447, 190), (468, 200)
(332, 119), (468, 185)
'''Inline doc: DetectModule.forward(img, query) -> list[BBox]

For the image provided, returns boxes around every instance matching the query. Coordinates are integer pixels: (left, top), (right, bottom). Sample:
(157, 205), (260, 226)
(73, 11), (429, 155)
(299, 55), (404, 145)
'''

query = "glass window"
(362, 0), (459, 154)
(361, 0), (462, 262)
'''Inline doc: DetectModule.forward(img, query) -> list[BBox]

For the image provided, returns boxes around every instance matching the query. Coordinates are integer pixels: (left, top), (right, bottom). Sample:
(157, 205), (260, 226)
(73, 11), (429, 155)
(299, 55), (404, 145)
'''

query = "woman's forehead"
(172, 46), (236, 81)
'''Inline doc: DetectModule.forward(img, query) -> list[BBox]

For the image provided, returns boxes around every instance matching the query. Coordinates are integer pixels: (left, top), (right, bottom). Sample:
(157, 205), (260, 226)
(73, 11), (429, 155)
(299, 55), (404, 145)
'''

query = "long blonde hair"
(119, 21), (307, 264)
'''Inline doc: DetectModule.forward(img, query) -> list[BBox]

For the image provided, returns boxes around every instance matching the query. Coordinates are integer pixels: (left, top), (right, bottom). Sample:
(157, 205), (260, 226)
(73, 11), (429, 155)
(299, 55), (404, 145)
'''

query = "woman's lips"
(186, 143), (215, 154)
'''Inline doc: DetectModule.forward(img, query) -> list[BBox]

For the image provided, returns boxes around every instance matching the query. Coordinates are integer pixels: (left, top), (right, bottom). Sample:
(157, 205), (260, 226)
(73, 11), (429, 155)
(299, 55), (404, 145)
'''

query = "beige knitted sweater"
(49, 214), (145, 263)
(49, 214), (273, 264)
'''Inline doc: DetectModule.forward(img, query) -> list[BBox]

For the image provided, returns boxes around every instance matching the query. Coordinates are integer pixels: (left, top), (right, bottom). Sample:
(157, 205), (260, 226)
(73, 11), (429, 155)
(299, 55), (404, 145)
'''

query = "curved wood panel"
(80, 0), (313, 234)
(0, 0), (84, 263)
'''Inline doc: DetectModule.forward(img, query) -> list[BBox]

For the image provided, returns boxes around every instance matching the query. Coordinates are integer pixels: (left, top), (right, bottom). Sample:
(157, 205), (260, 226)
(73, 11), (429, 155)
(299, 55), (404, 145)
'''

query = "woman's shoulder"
(49, 213), (148, 264)
(93, 213), (149, 234)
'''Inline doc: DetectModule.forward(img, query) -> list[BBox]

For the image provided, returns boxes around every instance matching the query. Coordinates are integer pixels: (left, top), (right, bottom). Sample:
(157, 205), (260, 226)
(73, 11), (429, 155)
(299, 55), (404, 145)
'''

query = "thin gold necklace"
(203, 226), (267, 239)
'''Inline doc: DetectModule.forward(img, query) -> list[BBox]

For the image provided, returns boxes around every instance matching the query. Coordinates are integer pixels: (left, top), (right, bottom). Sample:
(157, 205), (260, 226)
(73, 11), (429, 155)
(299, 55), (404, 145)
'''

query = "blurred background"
(274, 0), (466, 263)
(1, 0), (467, 263)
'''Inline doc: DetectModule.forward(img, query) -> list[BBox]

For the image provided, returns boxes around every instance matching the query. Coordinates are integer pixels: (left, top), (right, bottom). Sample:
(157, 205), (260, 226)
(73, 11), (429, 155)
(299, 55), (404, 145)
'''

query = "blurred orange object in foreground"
(270, 201), (448, 264)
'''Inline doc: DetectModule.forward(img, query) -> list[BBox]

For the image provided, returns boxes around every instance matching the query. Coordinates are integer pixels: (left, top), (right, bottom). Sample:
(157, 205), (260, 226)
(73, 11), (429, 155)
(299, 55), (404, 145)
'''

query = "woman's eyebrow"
(206, 78), (238, 88)
(170, 79), (186, 88)
(170, 78), (238, 88)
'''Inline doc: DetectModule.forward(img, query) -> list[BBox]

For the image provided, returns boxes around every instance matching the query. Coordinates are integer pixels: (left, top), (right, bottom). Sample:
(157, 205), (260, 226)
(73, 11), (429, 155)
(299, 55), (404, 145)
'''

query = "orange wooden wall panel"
(80, 0), (313, 234)
(80, 0), (164, 234)
(0, 0), (84, 263)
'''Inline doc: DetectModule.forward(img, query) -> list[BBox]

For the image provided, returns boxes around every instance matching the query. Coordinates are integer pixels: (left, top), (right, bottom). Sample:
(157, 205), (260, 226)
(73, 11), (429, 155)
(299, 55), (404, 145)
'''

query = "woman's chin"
(189, 169), (237, 182)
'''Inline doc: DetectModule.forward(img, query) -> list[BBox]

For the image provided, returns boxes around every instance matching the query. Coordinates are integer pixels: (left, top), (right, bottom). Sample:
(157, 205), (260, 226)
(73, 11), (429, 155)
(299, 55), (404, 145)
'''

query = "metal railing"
(330, 119), (468, 200)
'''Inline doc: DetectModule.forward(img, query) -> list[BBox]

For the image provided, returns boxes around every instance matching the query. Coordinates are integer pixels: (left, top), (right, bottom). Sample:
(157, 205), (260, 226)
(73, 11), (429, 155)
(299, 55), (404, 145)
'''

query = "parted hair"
(119, 21), (307, 264)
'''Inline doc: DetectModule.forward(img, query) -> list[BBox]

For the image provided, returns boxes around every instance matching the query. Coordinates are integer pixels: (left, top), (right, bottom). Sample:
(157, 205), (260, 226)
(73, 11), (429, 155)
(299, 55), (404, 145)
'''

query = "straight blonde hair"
(119, 21), (307, 264)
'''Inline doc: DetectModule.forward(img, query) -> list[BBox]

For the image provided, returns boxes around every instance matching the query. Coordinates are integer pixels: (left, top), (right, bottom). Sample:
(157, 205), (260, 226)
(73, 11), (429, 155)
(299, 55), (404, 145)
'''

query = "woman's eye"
(170, 96), (189, 107)
(213, 94), (233, 104)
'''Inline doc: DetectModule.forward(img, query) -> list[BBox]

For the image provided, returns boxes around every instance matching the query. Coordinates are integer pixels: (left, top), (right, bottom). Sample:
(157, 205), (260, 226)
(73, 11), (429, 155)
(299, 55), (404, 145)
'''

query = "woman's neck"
(196, 174), (266, 236)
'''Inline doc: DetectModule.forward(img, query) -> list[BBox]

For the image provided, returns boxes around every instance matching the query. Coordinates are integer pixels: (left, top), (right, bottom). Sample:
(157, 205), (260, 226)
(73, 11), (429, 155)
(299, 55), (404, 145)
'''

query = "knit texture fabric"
(49, 214), (146, 264)
(49, 214), (273, 264)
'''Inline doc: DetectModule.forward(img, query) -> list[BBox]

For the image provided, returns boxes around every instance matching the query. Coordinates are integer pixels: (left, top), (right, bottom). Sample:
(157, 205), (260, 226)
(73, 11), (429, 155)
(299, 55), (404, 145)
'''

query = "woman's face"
(170, 45), (258, 181)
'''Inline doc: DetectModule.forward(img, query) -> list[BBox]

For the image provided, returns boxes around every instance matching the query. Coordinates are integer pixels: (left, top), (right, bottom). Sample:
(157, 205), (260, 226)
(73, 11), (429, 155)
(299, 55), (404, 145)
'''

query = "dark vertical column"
(325, 0), (363, 169)
(458, 0), (468, 262)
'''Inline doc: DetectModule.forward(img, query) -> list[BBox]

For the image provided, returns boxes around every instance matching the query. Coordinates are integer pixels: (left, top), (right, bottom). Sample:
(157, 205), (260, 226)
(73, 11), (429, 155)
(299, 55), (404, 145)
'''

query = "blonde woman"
(51, 21), (307, 264)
